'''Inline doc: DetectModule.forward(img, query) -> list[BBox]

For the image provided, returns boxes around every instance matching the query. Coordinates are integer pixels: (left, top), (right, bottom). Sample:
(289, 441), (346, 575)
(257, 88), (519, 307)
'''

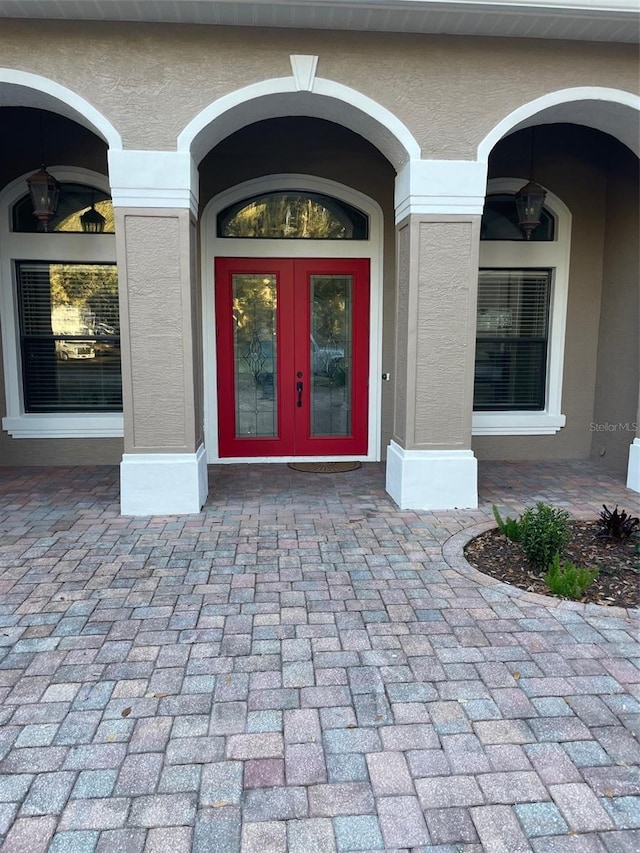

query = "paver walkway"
(0, 460), (637, 852)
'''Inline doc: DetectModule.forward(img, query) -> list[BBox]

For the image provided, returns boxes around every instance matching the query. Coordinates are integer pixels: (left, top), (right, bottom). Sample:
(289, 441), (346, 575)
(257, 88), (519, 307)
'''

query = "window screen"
(474, 269), (551, 411)
(17, 262), (121, 412)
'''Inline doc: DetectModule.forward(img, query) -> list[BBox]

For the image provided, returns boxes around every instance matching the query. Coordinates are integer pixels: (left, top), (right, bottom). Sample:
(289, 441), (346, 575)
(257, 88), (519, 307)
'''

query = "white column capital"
(395, 159), (488, 222)
(108, 149), (198, 214)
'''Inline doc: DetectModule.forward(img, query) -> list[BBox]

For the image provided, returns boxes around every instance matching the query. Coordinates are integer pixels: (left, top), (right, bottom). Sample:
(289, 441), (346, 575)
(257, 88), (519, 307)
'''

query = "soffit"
(0, 0), (638, 44)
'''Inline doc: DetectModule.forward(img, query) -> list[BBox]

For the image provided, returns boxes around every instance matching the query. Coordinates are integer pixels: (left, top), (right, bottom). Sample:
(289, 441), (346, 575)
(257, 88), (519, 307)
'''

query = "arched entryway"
(475, 88), (640, 493)
(0, 71), (123, 466)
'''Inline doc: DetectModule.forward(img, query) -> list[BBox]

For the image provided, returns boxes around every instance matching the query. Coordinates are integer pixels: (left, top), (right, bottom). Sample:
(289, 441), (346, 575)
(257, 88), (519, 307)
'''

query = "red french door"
(215, 257), (370, 457)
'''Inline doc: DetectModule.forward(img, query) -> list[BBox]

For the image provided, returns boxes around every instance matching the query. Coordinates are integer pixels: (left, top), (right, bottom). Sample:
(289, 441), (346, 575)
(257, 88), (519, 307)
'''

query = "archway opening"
(199, 116), (395, 463)
(473, 121), (639, 478)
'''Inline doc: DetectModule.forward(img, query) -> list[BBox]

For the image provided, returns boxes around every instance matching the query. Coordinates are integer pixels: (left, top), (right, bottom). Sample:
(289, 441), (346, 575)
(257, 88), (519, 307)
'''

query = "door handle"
(296, 380), (303, 407)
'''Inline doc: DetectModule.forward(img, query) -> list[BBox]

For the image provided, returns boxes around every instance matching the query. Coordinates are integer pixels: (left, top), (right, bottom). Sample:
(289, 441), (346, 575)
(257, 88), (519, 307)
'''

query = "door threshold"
(212, 455), (376, 464)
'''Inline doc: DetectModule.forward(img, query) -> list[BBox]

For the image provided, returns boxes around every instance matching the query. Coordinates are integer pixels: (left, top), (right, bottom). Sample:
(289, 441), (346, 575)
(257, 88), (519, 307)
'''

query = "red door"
(215, 257), (369, 457)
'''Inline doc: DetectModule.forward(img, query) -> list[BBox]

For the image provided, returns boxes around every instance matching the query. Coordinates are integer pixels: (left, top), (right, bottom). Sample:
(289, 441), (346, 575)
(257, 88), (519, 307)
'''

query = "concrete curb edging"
(442, 520), (638, 622)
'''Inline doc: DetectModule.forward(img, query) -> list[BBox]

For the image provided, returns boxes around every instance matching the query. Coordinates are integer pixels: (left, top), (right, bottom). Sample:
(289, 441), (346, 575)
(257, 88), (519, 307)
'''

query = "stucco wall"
(0, 20), (637, 157)
(590, 144), (640, 472)
(413, 218), (479, 449)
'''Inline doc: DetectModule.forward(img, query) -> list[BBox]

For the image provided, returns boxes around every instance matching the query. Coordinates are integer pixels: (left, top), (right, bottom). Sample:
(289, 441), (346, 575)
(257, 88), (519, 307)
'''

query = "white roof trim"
(0, 1), (637, 43)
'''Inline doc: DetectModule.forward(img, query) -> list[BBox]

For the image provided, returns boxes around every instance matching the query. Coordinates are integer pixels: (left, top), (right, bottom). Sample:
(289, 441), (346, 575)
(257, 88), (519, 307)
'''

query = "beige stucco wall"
(117, 208), (200, 453)
(0, 20), (637, 158)
(393, 216), (479, 450)
(590, 144), (640, 471)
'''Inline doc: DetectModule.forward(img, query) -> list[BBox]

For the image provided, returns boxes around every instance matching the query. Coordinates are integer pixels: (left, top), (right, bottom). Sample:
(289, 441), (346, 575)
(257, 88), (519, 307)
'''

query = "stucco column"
(386, 160), (486, 510)
(108, 150), (207, 515)
(627, 390), (640, 493)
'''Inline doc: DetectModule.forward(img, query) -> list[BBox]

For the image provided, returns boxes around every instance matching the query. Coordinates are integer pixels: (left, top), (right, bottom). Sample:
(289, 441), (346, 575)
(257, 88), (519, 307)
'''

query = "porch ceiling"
(0, 0), (638, 44)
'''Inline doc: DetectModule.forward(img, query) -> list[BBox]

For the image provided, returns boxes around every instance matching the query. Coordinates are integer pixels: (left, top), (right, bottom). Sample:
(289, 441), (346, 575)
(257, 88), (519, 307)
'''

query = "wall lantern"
(26, 166), (61, 232)
(515, 126), (547, 240)
(80, 202), (106, 233)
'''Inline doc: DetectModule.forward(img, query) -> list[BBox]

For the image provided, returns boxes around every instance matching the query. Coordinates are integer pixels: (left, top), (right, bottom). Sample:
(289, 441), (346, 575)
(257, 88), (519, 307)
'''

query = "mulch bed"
(464, 521), (639, 609)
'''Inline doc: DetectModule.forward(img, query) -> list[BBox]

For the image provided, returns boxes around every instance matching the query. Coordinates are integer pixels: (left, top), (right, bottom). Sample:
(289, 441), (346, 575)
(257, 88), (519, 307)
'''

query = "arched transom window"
(217, 191), (369, 239)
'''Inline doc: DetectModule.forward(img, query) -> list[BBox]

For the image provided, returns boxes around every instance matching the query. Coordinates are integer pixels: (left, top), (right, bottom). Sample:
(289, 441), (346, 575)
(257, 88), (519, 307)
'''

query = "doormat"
(288, 461), (362, 473)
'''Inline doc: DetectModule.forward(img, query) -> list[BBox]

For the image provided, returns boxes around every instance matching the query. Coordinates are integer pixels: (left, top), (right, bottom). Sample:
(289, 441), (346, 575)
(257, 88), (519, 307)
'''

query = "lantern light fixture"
(515, 127), (547, 241)
(80, 201), (106, 233)
(27, 165), (61, 232)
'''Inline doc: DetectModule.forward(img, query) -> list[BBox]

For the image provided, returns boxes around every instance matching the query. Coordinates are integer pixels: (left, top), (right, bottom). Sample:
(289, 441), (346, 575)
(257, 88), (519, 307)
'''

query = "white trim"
(107, 150), (198, 213)
(473, 413), (566, 435)
(395, 159), (488, 220)
(472, 178), (571, 436)
(120, 445), (208, 516)
(0, 68), (122, 150)
(627, 438), (640, 493)
(385, 441), (478, 510)
(201, 174), (384, 464)
(177, 77), (420, 168)
(477, 88), (640, 161)
(3, 413), (123, 439)
(0, 168), (122, 440)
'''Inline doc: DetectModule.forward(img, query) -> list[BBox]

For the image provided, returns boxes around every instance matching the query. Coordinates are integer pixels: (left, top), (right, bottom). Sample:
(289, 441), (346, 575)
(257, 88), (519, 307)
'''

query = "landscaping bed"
(464, 519), (639, 608)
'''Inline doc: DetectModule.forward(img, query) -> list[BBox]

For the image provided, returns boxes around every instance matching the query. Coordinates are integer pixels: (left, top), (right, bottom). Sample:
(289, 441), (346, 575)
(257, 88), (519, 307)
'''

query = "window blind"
(474, 269), (550, 411)
(17, 262), (122, 413)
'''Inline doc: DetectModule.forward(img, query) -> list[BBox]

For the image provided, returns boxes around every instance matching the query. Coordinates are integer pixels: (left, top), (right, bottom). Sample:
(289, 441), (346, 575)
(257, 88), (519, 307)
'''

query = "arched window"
(481, 193), (555, 241)
(13, 183), (114, 233)
(217, 191), (369, 239)
(473, 181), (570, 436)
(0, 169), (122, 439)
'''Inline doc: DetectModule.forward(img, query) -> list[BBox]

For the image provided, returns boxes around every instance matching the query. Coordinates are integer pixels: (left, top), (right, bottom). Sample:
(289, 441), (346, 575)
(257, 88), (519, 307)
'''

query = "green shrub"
(519, 502), (572, 569)
(492, 505), (522, 542)
(544, 553), (598, 600)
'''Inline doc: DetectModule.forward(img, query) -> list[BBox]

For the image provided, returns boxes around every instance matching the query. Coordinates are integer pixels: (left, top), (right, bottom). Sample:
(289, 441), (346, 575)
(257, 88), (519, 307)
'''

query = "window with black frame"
(474, 269), (551, 411)
(17, 262), (121, 412)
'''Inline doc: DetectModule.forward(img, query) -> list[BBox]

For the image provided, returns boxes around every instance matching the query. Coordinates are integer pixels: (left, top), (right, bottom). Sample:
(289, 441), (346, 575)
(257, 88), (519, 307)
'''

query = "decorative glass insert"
(13, 183), (114, 233)
(16, 262), (121, 412)
(474, 269), (551, 411)
(218, 192), (368, 239)
(481, 194), (554, 241)
(232, 274), (278, 438)
(310, 275), (352, 437)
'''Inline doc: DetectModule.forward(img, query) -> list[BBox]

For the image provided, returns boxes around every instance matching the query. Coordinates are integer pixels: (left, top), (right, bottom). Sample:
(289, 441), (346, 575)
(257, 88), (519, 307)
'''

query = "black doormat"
(288, 461), (362, 473)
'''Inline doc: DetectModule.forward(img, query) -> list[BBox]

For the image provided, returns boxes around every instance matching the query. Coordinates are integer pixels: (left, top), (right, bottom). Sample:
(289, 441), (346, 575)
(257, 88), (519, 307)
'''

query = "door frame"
(201, 174), (384, 463)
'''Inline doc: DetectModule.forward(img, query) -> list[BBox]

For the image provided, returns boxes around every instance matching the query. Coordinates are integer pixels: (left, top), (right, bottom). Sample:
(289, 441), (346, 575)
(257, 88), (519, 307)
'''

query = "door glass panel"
(309, 275), (352, 437)
(232, 274), (278, 438)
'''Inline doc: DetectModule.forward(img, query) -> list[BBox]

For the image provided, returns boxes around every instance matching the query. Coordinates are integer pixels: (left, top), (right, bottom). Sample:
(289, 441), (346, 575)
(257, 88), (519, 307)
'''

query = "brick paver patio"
(0, 460), (637, 852)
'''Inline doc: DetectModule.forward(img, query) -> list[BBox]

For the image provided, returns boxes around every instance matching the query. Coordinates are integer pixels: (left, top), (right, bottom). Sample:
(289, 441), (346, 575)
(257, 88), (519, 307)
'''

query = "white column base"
(627, 438), (640, 493)
(120, 445), (208, 515)
(386, 440), (478, 510)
